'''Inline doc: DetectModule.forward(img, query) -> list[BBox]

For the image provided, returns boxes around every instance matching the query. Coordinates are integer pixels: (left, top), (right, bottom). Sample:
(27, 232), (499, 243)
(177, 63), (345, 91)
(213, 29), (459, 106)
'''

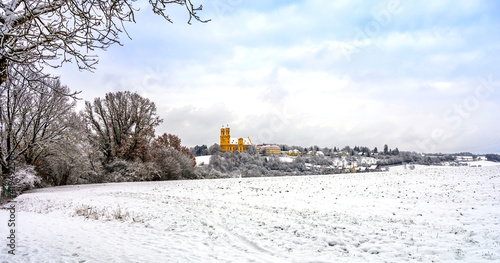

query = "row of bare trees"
(83, 91), (197, 182)
(0, 67), (76, 176)
(1, 84), (197, 190)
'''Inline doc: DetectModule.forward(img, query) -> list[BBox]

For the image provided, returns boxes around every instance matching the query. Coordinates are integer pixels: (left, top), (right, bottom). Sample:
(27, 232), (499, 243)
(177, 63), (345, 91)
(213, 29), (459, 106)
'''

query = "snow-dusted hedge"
(103, 150), (200, 182)
(10, 165), (42, 194)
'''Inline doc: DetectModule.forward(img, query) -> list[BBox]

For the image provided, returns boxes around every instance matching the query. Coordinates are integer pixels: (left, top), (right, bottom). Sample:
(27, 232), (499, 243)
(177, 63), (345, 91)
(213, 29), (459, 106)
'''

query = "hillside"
(1, 164), (500, 262)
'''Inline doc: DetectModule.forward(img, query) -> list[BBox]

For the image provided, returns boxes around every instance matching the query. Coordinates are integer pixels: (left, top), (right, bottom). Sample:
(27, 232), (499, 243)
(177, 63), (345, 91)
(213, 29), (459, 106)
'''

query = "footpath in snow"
(1, 164), (500, 262)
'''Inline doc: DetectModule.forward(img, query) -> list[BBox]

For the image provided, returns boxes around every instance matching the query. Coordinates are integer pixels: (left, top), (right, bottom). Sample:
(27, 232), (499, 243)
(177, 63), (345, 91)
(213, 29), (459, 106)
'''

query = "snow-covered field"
(1, 164), (500, 262)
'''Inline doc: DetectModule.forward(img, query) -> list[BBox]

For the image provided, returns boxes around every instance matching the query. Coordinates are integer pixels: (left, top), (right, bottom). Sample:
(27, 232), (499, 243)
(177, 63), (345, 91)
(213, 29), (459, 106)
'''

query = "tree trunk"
(1, 158), (15, 179)
(0, 56), (7, 87)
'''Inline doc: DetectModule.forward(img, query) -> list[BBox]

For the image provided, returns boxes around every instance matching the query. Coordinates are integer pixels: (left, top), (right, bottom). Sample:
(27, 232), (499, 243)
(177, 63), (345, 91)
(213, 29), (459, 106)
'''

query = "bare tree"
(0, 0), (208, 85)
(0, 66), (76, 180)
(34, 112), (102, 186)
(83, 91), (162, 163)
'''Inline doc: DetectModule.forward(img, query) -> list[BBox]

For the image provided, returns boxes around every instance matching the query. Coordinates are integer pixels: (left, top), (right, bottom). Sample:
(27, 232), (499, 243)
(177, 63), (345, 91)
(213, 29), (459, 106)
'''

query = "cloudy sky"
(49, 0), (500, 153)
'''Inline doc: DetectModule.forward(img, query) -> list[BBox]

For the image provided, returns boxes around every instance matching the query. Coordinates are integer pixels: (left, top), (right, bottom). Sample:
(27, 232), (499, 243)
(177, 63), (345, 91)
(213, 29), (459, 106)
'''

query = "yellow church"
(220, 125), (252, 153)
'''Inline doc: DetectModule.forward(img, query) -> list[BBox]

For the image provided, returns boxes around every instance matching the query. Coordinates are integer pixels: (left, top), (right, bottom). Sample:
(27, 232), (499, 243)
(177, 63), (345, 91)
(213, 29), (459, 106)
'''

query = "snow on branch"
(0, 0), (208, 85)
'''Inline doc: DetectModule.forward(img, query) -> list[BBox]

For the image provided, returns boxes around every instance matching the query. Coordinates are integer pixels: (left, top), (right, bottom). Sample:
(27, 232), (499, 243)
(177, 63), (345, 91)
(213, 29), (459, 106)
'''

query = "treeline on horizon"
(192, 144), (496, 179)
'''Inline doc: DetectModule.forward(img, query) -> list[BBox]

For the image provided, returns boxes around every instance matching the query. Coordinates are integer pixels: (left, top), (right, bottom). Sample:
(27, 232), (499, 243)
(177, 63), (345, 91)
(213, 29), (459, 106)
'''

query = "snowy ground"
(1, 164), (500, 262)
(195, 155), (211, 166)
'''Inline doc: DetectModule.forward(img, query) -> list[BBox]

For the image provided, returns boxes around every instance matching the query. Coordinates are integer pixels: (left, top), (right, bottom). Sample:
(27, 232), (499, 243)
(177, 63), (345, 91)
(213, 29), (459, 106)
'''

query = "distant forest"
(193, 144), (470, 178)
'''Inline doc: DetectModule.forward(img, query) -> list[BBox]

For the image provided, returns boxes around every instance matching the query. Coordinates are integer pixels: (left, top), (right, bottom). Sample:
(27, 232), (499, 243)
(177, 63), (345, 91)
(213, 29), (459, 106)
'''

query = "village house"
(256, 144), (281, 155)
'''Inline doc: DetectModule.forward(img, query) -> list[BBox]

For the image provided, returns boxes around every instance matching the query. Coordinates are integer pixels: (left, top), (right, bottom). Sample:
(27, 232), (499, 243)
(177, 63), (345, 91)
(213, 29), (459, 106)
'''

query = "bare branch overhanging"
(0, 0), (208, 85)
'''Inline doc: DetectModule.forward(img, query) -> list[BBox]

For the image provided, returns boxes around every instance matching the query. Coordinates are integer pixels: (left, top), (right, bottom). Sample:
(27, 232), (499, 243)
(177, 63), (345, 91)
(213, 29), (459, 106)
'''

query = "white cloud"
(46, 0), (500, 153)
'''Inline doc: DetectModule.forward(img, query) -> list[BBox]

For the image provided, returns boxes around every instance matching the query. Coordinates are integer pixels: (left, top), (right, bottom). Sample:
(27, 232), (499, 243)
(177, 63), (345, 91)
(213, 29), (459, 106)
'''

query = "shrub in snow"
(74, 170), (103, 185)
(151, 148), (197, 180)
(37, 149), (105, 185)
(156, 156), (182, 180)
(11, 165), (41, 194)
(74, 205), (136, 222)
(206, 169), (222, 179)
(104, 160), (156, 182)
(102, 154), (198, 182)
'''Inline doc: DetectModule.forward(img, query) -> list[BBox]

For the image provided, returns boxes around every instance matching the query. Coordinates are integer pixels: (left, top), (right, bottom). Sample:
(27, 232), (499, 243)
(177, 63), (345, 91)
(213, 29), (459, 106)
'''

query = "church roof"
(230, 138), (252, 145)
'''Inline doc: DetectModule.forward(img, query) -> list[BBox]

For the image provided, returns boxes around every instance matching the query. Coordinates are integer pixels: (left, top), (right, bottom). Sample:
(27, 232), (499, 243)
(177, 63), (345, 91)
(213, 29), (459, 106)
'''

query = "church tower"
(220, 125), (231, 152)
(220, 125), (251, 153)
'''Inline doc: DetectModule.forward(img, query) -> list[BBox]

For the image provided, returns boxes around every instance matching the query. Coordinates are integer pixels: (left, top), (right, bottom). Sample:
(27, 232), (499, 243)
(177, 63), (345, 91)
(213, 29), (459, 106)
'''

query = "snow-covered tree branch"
(83, 91), (162, 163)
(0, 0), (208, 85)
